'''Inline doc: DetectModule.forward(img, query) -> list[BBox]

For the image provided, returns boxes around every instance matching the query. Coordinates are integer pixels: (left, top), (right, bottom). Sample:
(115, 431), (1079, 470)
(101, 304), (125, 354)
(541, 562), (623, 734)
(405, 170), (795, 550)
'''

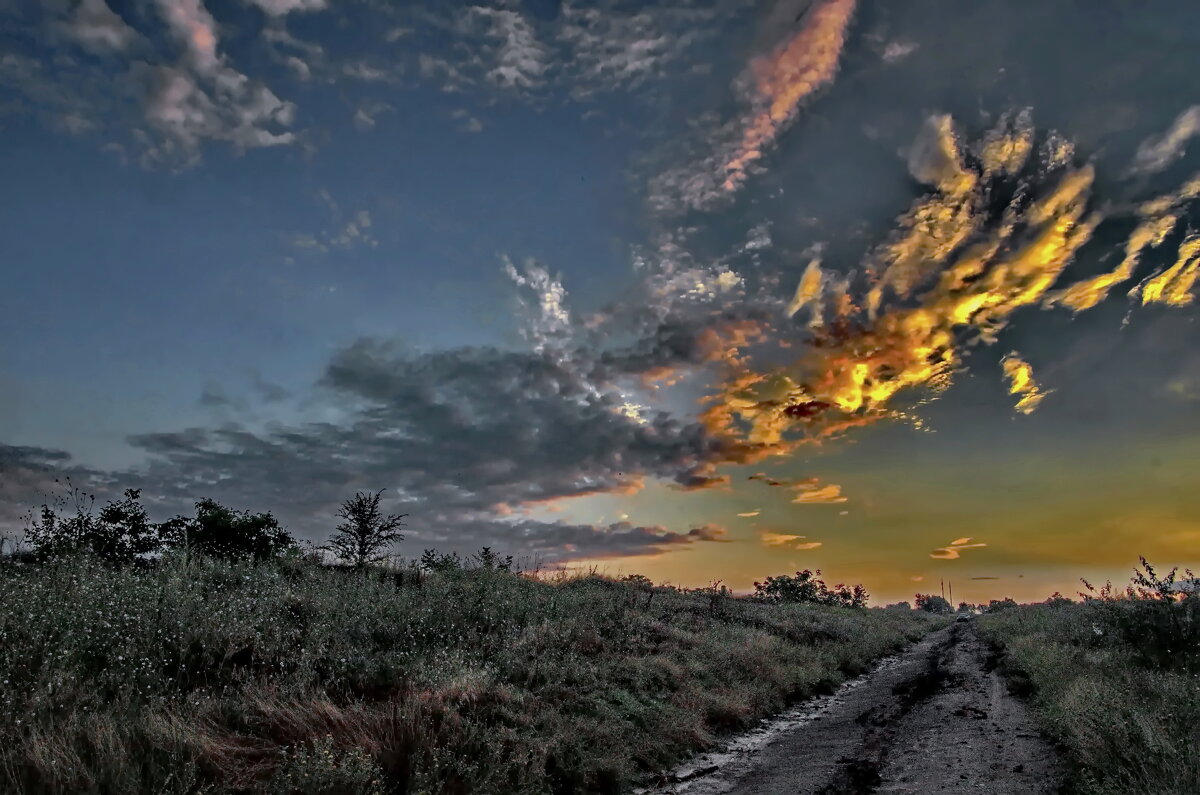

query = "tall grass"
(0, 553), (938, 793)
(978, 563), (1200, 795)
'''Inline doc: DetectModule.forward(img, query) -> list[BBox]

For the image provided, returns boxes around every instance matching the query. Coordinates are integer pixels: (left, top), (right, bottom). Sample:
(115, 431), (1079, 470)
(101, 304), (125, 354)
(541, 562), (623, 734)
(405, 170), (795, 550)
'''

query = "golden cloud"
(759, 531), (821, 551)
(791, 483), (848, 504)
(1001, 352), (1049, 415)
(930, 537), (988, 560)
(696, 111), (1200, 461)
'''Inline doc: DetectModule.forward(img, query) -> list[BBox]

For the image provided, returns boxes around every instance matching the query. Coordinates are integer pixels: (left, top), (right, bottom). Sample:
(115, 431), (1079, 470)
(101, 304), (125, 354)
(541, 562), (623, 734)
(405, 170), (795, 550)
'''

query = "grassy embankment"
(977, 563), (1199, 795)
(0, 554), (939, 793)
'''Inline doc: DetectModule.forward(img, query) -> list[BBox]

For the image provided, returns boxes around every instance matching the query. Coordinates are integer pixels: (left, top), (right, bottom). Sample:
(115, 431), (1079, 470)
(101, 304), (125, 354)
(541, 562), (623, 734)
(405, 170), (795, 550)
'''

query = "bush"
(162, 499), (294, 562)
(753, 569), (868, 607)
(914, 594), (952, 613)
(979, 558), (1200, 794)
(24, 484), (161, 566)
(1081, 557), (1199, 673)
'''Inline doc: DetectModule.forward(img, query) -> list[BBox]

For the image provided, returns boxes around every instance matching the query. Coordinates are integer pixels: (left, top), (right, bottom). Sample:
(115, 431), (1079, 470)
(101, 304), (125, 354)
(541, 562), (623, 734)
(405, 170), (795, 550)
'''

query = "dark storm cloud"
(0, 331), (752, 560)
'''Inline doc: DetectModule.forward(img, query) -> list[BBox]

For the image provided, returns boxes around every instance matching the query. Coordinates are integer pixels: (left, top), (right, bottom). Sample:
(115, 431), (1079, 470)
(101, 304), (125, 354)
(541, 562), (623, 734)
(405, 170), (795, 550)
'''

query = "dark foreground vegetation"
(0, 547), (938, 793)
(978, 559), (1200, 795)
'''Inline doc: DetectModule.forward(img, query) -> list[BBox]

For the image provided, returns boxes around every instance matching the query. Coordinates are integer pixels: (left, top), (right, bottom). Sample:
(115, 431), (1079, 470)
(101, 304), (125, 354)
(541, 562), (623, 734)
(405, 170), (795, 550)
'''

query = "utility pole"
(949, 581), (954, 607)
(941, 579), (945, 600)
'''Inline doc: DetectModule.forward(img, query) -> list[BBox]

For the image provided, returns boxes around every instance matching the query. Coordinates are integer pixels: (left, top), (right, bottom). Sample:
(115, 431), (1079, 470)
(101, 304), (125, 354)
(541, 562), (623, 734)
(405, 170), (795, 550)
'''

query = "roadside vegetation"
(0, 484), (941, 793)
(978, 559), (1200, 795)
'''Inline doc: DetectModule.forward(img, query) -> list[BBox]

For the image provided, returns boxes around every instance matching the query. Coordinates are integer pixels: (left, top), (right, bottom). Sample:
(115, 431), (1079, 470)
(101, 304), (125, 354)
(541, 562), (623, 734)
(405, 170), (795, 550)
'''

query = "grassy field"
(977, 565), (1200, 795)
(0, 553), (938, 793)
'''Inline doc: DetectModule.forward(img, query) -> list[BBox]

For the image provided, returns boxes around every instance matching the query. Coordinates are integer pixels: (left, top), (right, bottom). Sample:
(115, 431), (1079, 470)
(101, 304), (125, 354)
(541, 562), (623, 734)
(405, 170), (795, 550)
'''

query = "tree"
(915, 593), (953, 613)
(754, 569), (869, 608)
(161, 498), (294, 561)
(24, 483), (161, 565)
(326, 490), (406, 568)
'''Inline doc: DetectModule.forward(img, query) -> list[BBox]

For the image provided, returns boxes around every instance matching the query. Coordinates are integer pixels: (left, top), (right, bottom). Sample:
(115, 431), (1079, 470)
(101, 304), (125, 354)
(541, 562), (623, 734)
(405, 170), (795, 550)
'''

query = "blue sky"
(3, 0), (1200, 603)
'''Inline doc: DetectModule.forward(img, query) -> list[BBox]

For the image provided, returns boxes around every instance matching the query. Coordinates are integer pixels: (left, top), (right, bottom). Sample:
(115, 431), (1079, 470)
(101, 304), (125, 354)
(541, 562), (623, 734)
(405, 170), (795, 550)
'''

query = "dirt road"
(646, 622), (1063, 795)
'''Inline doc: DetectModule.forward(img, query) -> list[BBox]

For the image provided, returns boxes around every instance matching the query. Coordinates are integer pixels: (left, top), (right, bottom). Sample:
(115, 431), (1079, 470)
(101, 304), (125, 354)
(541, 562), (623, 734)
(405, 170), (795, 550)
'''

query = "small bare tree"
(327, 489), (406, 568)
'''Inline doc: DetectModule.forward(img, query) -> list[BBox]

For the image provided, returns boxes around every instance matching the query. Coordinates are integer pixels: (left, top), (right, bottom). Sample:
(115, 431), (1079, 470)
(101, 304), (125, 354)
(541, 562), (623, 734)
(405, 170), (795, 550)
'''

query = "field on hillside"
(978, 563), (1200, 795)
(0, 554), (937, 794)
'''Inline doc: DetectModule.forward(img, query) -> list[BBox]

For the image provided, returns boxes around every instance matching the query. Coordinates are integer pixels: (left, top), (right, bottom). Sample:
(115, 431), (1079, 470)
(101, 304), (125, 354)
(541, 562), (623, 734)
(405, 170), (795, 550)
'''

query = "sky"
(2, 0), (1199, 605)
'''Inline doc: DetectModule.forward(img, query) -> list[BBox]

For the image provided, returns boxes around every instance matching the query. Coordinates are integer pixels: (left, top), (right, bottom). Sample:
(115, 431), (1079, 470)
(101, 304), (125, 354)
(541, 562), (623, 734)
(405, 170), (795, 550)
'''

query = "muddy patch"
(645, 623), (1062, 795)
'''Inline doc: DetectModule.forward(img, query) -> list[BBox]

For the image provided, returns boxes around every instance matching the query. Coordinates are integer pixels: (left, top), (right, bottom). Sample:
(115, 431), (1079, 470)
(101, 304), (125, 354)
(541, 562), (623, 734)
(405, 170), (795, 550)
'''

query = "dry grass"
(0, 554), (938, 793)
(978, 581), (1200, 795)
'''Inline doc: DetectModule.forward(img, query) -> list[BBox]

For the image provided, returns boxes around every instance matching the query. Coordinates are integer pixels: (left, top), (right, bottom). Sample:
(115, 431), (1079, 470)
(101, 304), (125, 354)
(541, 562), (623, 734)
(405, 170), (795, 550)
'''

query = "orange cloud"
(700, 113), (1110, 450)
(721, 0), (858, 194)
(930, 537), (988, 560)
(1001, 352), (1049, 415)
(760, 531), (823, 550)
(791, 483), (847, 504)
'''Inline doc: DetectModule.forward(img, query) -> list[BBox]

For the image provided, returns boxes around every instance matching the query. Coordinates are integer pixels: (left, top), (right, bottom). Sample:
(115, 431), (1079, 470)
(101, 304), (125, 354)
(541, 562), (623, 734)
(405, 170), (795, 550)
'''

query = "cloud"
(649, 0), (857, 211)
(747, 472), (847, 503)
(462, 7), (550, 92)
(137, 64), (297, 166)
(155, 0), (220, 74)
(930, 538), (987, 560)
(411, 1), (742, 101)
(1133, 233), (1200, 307)
(695, 112), (1126, 451)
(244, 0), (328, 17)
(342, 60), (401, 84)
(686, 524), (730, 543)
(452, 108), (484, 132)
(719, 0), (857, 194)
(62, 0), (138, 53)
(1131, 106), (1200, 176)
(737, 510), (760, 517)
(1001, 353), (1050, 415)
(556, 3), (712, 95)
(791, 483), (847, 504)
(760, 531), (822, 551)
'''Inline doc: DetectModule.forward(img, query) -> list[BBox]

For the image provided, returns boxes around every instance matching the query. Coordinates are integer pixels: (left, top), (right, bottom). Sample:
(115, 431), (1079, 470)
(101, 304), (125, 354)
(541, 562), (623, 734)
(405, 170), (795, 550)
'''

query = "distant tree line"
(13, 480), (410, 568)
(9, 481), (873, 609)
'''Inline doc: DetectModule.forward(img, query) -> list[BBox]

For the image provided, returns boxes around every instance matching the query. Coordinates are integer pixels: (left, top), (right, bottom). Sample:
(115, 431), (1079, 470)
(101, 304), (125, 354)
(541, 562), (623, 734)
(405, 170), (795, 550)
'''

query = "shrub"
(161, 498), (294, 562)
(1081, 557), (1199, 673)
(326, 490), (406, 568)
(914, 594), (952, 613)
(753, 569), (869, 607)
(419, 549), (463, 572)
(24, 484), (162, 565)
(985, 597), (1018, 613)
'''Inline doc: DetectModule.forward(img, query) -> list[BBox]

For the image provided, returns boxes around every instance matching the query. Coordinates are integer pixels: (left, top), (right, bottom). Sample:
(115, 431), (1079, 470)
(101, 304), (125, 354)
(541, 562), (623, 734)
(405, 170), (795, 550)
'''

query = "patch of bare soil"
(645, 622), (1063, 795)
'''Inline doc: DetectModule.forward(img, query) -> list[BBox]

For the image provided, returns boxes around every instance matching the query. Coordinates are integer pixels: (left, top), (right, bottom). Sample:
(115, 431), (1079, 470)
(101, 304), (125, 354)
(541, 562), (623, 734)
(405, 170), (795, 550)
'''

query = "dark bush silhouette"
(1081, 557), (1199, 673)
(984, 597), (1018, 613)
(915, 593), (952, 613)
(23, 483), (161, 565)
(326, 489), (406, 567)
(420, 548), (463, 572)
(161, 498), (294, 561)
(753, 569), (868, 607)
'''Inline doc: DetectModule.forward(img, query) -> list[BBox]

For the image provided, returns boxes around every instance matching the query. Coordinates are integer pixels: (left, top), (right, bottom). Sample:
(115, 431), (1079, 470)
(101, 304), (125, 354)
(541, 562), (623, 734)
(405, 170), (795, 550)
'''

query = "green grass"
(978, 594), (1200, 795)
(0, 554), (939, 793)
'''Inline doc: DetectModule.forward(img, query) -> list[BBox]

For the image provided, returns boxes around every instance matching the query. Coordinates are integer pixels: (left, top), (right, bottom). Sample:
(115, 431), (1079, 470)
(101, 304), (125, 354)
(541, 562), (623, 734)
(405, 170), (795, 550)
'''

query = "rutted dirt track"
(646, 622), (1063, 795)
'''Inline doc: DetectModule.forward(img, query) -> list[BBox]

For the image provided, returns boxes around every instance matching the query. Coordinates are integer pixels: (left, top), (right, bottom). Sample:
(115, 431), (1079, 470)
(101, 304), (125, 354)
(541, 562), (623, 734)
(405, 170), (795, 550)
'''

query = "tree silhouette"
(327, 489), (406, 567)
